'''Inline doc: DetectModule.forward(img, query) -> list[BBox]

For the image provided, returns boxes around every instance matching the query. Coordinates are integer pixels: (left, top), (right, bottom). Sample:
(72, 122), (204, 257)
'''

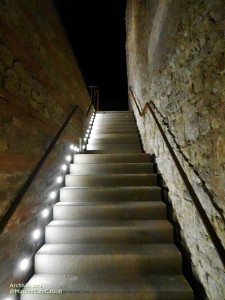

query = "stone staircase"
(21, 111), (193, 299)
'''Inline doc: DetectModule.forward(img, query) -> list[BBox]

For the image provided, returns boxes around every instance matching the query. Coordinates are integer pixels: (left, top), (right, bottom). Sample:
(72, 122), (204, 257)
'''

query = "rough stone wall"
(0, 0), (92, 296)
(126, 0), (225, 299)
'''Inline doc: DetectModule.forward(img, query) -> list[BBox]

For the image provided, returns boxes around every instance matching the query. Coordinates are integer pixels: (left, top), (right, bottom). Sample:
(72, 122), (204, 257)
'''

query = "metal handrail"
(129, 85), (225, 269)
(0, 101), (94, 234)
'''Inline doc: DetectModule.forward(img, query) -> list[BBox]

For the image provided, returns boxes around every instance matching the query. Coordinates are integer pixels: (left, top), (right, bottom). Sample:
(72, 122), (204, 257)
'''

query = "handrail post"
(88, 85), (100, 111)
(95, 87), (99, 111)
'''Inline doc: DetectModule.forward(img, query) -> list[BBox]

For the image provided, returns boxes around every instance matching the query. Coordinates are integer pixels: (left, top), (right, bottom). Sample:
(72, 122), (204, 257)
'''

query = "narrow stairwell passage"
(21, 111), (193, 299)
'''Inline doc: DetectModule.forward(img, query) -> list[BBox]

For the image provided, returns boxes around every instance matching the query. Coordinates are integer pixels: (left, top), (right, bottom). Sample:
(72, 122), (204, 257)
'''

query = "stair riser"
(91, 129), (138, 134)
(65, 174), (157, 187)
(96, 112), (133, 115)
(73, 154), (152, 164)
(53, 204), (166, 220)
(89, 133), (139, 139)
(20, 273), (194, 300)
(21, 292), (194, 300)
(94, 114), (135, 121)
(86, 144), (142, 152)
(35, 255), (181, 274)
(60, 187), (161, 202)
(93, 123), (136, 127)
(87, 138), (139, 144)
(94, 119), (135, 123)
(92, 124), (137, 129)
(69, 163), (154, 175)
(95, 114), (134, 117)
(45, 227), (173, 244)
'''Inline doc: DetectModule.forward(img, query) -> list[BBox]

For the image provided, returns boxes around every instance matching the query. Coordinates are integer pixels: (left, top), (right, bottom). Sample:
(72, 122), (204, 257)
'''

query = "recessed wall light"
(56, 176), (63, 184)
(32, 229), (41, 240)
(20, 258), (29, 271)
(66, 155), (72, 162)
(50, 191), (57, 199)
(42, 208), (49, 218)
(61, 164), (67, 171)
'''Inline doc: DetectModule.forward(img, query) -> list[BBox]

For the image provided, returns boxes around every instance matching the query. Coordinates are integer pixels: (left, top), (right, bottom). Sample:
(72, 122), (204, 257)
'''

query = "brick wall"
(0, 0), (92, 296)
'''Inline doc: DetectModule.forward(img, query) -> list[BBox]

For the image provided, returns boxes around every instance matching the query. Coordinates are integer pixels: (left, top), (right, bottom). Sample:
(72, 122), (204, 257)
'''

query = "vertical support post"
(79, 137), (82, 153)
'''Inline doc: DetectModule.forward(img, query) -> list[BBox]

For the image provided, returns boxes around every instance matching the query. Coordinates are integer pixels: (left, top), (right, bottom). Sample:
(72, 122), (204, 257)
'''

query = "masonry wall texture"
(0, 0), (92, 296)
(126, 0), (225, 299)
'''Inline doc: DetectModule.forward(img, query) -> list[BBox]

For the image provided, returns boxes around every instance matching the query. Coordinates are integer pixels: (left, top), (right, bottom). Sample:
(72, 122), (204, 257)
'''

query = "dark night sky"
(54, 0), (128, 109)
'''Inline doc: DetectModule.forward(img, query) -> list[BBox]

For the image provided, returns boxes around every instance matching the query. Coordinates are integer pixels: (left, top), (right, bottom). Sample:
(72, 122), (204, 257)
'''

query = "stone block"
(0, 136), (8, 152)
(31, 89), (40, 102)
(0, 44), (13, 67)
(14, 61), (32, 84)
(4, 78), (19, 98)
(5, 69), (20, 88)
(0, 59), (6, 77)
(20, 82), (31, 98)
(216, 136), (225, 164)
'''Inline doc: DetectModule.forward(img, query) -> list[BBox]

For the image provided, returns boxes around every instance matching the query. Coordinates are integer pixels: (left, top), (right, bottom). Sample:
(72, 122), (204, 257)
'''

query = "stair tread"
(88, 138), (139, 144)
(55, 201), (164, 207)
(73, 153), (152, 162)
(36, 243), (179, 255)
(89, 133), (139, 136)
(65, 174), (157, 187)
(47, 219), (171, 227)
(22, 273), (193, 293)
(53, 201), (167, 221)
(70, 163), (153, 165)
(66, 174), (156, 178)
(61, 186), (160, 191)
(60, 186), (161, 202)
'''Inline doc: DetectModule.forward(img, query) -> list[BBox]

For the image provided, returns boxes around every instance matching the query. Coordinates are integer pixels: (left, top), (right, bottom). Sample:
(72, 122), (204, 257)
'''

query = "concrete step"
(88, 137), (139, 144)
(60, 186), (161, 202)
(70, 162), (154, 174)
(86, 144), (142, 153)
(91, 128), (138, 134)
(92, 123), (137, 128)
(89, 133), (139, 139)
(93, 118), (137, 127)
(53, 201), (166, 220)
(94, 116), (135, 123)
(35, 243), (181, 274)
(65, 174), (157, 187)
(96, 111), (133, 115)
(21, 274), (194, 300)
(94, 117), (135, 122)
(73, 153), (152, 164)
(95, 112), (133, 117)
(45, 220), (173, 244)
